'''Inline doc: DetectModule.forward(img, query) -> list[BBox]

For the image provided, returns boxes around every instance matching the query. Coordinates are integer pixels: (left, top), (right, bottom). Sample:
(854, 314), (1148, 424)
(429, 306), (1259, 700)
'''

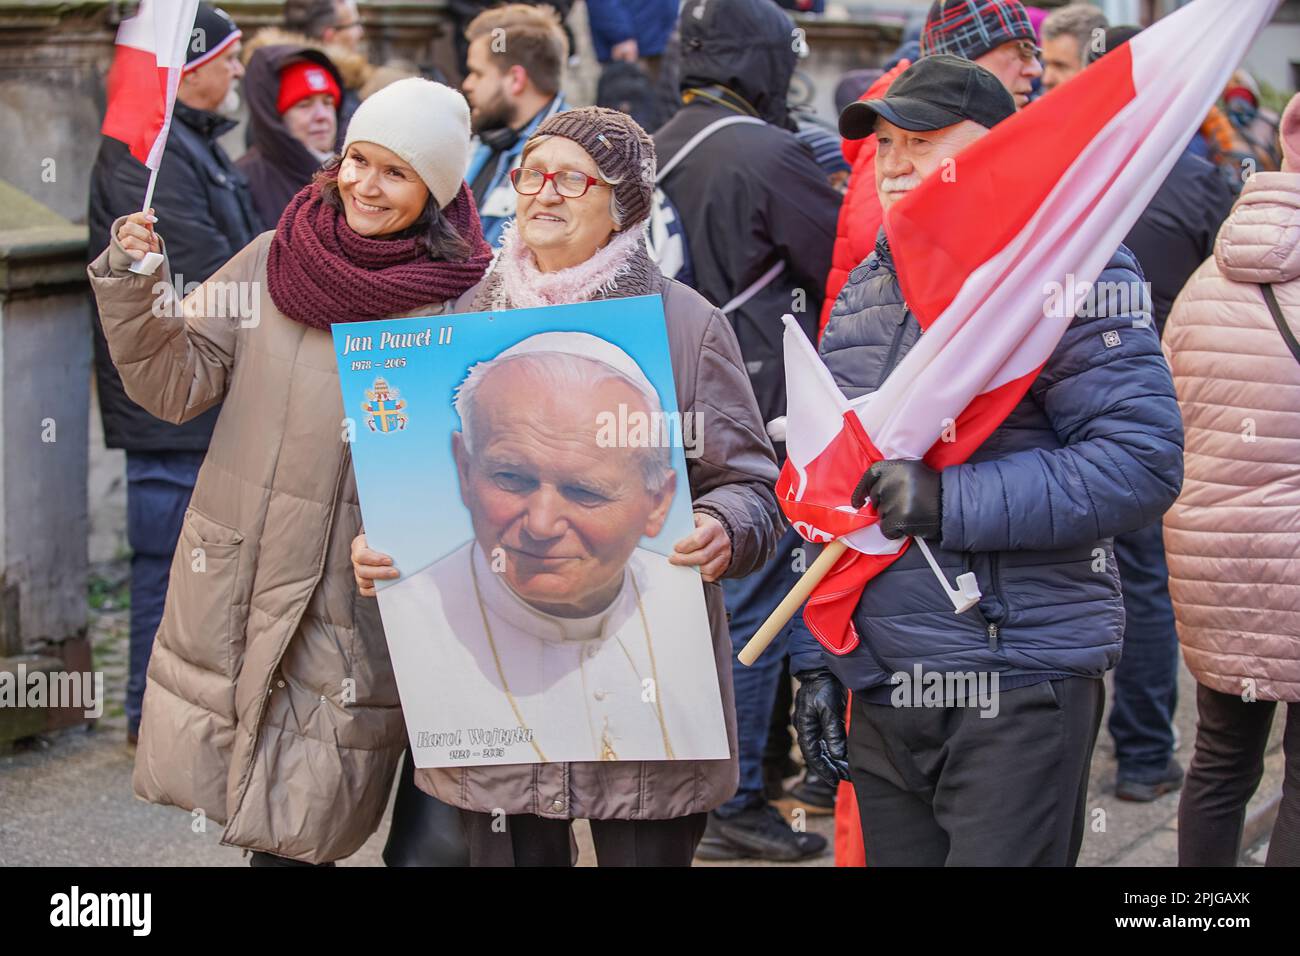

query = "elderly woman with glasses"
(352, 106), (782, 867)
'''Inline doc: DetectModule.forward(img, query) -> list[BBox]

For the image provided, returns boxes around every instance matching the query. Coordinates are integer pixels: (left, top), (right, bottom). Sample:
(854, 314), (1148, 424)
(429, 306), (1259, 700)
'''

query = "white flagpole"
(128, 166), (164, 275)
(128, 0), (200, 276)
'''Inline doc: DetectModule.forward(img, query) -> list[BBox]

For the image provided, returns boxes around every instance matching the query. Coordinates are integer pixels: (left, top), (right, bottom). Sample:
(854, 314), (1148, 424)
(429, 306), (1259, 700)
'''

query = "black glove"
(851, 458), (942, 540)
(793, 668), (851, 783)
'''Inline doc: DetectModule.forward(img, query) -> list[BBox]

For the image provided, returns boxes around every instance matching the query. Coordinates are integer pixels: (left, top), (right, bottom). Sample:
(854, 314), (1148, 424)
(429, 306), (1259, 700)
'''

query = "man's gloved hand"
(794, 668), (851, 783)
(851, 458), (942, 540)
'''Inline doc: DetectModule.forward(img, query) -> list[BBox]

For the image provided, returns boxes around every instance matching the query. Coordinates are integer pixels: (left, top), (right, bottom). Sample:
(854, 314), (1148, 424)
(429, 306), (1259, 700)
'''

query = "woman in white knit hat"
(88, 79), (493, 867)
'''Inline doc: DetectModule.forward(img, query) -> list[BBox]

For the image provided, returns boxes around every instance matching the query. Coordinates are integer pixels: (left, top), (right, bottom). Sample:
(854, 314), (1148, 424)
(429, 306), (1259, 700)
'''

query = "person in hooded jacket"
(281, 1), (372, 130)
(654, 0), (840, 864)
(238, 44), (345, 227)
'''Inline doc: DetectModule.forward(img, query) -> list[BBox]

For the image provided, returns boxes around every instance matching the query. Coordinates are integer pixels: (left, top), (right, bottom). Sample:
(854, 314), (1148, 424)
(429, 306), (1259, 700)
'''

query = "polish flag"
(101, 0), (208, 170)
(779, 0), (1279, 656)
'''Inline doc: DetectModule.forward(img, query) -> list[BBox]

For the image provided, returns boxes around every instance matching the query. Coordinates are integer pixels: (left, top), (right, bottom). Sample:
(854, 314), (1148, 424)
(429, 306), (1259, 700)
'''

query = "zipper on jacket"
(962, 551), (1002, 653)
(985, 552), (1003, 651)
(881, 305), (910, 379)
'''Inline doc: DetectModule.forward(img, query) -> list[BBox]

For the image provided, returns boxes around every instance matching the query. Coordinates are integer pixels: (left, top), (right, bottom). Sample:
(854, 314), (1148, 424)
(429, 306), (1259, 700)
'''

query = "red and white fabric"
(778, 0), (1281, 656)
(101, 0), (205, 169)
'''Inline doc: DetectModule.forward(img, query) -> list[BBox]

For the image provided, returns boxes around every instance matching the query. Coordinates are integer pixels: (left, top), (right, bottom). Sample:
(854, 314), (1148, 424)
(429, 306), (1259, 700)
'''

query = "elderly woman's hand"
(670, 513), (732, 583)
(115, 209), (161, 262)
(351, 532), (399, 597)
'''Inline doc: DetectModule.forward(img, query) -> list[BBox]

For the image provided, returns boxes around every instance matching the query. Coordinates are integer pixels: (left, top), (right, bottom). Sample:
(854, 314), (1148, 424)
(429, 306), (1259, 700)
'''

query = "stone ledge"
(0, 653), (66, 751)
(0, 179), (89, 294)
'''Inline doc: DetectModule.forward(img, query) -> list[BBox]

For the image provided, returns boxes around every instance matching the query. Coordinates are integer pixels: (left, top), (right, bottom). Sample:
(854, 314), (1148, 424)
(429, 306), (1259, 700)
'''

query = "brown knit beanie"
(523, 107), (657, 228)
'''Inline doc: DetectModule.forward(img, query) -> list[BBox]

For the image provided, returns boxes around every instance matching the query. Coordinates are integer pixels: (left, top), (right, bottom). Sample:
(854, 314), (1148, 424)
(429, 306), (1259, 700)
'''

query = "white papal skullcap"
(495, 331), (659, 401)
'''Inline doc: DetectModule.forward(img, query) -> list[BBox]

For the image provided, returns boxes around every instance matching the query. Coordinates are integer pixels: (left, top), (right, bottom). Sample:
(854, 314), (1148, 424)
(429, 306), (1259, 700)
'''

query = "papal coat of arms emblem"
(362, 377), (408, 433)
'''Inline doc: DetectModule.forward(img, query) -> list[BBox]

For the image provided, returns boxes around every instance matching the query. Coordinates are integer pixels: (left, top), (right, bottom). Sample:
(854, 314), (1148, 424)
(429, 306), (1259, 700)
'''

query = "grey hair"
(454, 350), (672, 492)
(524, 133), (627, 228)
(1042, 3), (1109, 62)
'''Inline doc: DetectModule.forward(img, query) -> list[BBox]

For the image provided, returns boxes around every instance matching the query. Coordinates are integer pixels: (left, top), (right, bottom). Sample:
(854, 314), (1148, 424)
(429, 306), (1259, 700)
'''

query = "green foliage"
(87, 573), (129, 611)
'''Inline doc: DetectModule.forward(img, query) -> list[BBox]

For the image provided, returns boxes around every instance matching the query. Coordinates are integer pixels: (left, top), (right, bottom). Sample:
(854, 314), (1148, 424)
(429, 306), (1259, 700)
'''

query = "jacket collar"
(873, 226), (896, 274)
(518, 92), (566, 143)
(173, 100), (238, 141)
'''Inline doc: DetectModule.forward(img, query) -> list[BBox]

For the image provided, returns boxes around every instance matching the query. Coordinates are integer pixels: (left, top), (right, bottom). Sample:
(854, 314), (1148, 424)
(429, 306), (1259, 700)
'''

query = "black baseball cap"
(839, 54), (1016, 140)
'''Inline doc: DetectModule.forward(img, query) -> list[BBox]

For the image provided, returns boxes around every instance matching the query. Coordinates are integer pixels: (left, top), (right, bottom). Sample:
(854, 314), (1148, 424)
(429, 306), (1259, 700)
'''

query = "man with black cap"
(88, 2), (262, 748)
(790, 55), (1184, 865)
(820, 0), (1041, 368)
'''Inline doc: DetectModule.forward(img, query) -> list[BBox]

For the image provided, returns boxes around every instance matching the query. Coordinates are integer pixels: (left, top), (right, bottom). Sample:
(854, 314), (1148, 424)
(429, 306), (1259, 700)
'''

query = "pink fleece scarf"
(475, 220), (655, 311)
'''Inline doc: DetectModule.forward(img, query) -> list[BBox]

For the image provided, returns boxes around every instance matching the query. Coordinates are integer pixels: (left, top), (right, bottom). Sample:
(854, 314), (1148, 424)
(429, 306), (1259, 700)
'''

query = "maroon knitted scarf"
(266, 180), (493, 329)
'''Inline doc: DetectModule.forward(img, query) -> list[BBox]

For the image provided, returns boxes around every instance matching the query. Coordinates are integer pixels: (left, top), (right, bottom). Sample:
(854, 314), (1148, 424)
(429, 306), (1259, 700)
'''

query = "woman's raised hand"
(116, 208), (161, 261)
(351, 532), (399, 597)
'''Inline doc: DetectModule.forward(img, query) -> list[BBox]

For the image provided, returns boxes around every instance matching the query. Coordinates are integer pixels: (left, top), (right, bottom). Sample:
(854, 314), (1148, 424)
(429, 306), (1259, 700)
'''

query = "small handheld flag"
(101, 0), (205, 275)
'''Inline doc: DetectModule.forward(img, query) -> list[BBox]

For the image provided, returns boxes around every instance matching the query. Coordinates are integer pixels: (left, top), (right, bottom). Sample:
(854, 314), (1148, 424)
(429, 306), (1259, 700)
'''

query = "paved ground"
(0, 562), (1282, 867)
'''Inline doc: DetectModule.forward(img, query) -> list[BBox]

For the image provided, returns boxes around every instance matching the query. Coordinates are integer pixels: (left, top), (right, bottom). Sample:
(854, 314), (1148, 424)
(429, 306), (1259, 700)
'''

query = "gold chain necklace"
(469, 553), (674, 762)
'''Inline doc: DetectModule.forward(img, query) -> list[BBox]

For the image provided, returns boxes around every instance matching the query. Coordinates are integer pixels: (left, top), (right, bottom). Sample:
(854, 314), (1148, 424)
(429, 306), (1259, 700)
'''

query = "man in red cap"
(279, 59), (342, 155)
(238, 46), (344, 226)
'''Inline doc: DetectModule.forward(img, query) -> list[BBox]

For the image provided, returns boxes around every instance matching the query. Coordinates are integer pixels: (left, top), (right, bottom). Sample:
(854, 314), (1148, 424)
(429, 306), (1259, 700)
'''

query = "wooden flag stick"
(738, 539), (847, 666)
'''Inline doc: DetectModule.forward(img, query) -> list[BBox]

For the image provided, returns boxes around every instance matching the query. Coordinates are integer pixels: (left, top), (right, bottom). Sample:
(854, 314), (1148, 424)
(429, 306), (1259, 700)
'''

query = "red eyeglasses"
(509, 167), (612, 198)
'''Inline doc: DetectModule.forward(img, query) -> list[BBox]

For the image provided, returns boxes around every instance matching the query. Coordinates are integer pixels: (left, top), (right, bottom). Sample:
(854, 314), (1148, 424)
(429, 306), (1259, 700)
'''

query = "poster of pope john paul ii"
(333, 295), (729, 768)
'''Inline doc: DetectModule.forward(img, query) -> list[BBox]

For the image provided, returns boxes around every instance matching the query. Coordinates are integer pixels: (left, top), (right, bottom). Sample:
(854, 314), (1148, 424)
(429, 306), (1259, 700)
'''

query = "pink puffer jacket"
(1162, 169), (1300, 702)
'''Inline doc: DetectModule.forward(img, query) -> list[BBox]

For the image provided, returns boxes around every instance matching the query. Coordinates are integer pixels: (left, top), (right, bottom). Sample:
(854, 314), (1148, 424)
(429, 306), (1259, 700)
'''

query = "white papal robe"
(376, 540), (728, 767)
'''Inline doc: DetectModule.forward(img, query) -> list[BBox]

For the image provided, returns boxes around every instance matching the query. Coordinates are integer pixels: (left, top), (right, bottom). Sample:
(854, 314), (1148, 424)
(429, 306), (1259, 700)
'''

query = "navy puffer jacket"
(788, 232), (1185, 693)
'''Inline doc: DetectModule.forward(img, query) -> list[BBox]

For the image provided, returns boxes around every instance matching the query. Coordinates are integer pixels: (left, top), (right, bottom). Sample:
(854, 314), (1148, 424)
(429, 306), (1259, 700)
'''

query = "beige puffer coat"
(89, 224), (453, 863)
(1162, 171), (1300, 703)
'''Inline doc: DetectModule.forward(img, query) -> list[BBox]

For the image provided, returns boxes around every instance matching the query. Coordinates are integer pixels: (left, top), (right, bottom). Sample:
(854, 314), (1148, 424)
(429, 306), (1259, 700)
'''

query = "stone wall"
(0, 178), (91, 676)
(0, 2), (461, 226)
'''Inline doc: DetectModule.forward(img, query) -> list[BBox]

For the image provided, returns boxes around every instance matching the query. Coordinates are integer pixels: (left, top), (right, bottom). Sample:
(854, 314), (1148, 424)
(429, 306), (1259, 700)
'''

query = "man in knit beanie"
(921, 0), (1043, 108)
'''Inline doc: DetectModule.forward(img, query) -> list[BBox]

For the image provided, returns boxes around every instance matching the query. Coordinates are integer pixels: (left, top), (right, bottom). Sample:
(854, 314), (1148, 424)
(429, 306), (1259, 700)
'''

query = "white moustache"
(880, 175), (923, 193)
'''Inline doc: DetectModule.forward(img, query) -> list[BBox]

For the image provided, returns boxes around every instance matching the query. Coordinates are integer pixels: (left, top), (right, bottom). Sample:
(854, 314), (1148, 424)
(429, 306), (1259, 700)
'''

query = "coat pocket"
(161, 507), (245, 678)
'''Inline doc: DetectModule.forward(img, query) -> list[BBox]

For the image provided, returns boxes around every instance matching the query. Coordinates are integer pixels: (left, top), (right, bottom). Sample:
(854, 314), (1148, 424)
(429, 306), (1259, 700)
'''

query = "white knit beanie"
(342, 78), (471, 209)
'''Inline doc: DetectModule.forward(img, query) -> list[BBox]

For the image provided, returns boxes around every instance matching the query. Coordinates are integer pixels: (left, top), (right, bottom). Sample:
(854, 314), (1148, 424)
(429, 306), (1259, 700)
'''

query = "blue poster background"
(332, 294), (696, 584)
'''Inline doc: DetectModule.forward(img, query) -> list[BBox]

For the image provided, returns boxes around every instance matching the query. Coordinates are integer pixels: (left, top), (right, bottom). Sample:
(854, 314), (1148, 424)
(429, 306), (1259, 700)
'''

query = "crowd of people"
(85, 0), (1298, 867)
